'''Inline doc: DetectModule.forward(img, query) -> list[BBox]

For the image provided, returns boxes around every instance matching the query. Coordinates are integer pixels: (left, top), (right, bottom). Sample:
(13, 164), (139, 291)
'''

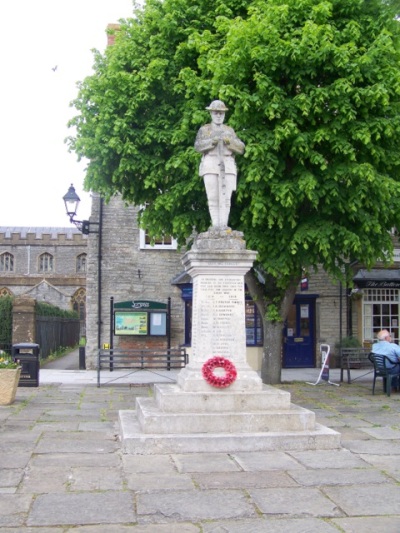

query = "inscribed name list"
(191, 275), (246, 362)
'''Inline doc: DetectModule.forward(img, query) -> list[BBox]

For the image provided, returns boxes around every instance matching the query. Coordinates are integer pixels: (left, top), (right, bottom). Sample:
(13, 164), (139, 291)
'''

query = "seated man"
(372, 329), (400, 382)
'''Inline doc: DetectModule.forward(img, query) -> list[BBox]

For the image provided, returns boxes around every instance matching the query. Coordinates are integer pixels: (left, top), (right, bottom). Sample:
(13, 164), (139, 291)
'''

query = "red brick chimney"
(107, 23), (120, 47)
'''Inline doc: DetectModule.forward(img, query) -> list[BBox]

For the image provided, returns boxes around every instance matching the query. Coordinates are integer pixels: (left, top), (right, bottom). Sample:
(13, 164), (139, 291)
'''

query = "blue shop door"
(283, 297), (316, 368)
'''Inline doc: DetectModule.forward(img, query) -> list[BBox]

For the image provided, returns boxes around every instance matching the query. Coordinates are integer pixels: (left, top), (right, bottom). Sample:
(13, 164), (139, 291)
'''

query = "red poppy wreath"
(202, 356), (237, 388)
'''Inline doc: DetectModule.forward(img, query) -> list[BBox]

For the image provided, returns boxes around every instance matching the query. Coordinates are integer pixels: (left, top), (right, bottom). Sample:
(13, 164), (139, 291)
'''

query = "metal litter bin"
(12, 343), (40, 387)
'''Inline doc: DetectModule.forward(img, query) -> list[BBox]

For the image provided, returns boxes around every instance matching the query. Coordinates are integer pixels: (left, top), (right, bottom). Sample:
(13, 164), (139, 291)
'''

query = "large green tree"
(69, 0), (400, 383)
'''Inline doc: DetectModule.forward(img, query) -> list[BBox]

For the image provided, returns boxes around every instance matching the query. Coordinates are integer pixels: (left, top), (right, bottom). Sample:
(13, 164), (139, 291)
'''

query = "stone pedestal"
(119, 230), (340, 453)
(178, 229), (260, 392)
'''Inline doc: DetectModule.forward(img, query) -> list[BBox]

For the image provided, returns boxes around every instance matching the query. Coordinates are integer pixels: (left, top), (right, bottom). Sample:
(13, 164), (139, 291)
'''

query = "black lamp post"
(63, 183), (103, 352)
(63, 184), (99, 235)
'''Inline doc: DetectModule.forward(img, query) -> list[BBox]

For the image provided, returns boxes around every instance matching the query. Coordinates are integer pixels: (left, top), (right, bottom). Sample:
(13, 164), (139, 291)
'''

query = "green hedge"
(36, 302), (79, 319)
(0, 296), (13, 345)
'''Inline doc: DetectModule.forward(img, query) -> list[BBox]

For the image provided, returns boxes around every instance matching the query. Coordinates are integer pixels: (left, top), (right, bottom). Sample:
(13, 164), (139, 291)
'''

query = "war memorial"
(119, 101), (340, 453)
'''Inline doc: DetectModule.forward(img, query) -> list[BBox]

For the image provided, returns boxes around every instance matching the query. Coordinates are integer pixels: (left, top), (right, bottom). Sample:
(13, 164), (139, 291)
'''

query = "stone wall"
(0, 227), (87, 311)
(85, 195), (185, 368)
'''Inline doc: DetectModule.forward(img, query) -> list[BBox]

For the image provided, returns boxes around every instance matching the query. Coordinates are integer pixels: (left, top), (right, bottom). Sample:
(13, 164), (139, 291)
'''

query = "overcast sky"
(0, 0), (134, 228)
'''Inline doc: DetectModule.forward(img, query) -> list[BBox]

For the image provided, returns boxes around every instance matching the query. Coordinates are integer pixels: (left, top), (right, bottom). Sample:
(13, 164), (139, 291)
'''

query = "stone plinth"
(119, 230), (341, 454)
(178, 230), (261, 392)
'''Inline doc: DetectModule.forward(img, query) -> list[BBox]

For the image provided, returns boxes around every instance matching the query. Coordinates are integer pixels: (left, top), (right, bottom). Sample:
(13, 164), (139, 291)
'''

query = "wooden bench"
(340, 347), (373, 383)
(97, 348), (188, 387)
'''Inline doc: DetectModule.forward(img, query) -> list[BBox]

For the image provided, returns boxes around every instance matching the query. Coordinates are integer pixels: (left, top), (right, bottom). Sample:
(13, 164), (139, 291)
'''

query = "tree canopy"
(69, 0), (400, 382)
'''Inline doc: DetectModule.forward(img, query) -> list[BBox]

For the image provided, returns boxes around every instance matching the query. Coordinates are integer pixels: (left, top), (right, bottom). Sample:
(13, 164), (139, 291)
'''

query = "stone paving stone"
(0, 453), (31, 468)
(126, 472), (195, 491)
(29, 452), (120, 469)
(343, 439), (400, 455)
(70, 466), (124, 491)
(34, 433), (118, 454)
(172, 453), (241, 473)
(30, 421), (80, 432)
(122, 454), (177, 474)
(69, 524), (200, 532)
(318, 415), (374, 428)
(248, 487), (343, 518)
(332, 516), (400, 532)
(202, 517), (339, 532)
(0, 494), (33, 527)
(336, 427), (371, 441)
(232, 451), (305, 471)
(27, 492), (135, 526)
(0, 469), (24, 488)
(137, 490), (256, 523)
(360, 426), (400, 439)
(77, 421), (116, 431)
(323, 484), (400, 516)
(288, 467), (390, 486)
(361, 453), (400, 471)
(289, 448), (370, 469)
(18, 466), (72, 494)
(193, 470), (298, 489)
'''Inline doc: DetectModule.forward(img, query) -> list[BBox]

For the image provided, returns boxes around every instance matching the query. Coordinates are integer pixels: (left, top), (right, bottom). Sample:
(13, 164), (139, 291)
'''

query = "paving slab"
(126, 472), (195, 491)
(172, 453), (241, 473)
(121, 454), (177, 474)
(192, 470), (298, 489)
(232, 451), (305, 471)
(289, 448), (370, 468)
(0, 494), (33, 527)
(34, 433), (118, 454)
(27, 492), (136, 526)
(343, 439), (400, 455)
(69, 466), (125, 491)
(323, 484), (400, 516)
(18, 466), (71, 494)
(248, 487), (343, 518)
(288, 467), (390, 486)
(68, 524), (200, 532)
(29, 452), (120, 468)
(137, 490), (256, 523)
(331, 516), (400, 532)
(202, 517), (340, 532)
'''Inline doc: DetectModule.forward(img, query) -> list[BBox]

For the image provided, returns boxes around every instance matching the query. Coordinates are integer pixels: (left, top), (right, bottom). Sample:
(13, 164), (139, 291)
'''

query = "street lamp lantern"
(62, 183), (99, 235)
(63, 184), (81, 221)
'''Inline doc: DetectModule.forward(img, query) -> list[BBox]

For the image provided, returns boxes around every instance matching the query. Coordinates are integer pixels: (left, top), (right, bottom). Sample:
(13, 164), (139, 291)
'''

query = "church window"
(0, 252), (14, 272)
(76, 253), (87, 273)
(39, 253), (53, 272)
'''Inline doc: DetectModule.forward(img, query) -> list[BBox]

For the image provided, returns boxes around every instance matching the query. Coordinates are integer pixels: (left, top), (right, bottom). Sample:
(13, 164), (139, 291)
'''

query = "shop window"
(139, 229), (177, 250)
(363, 289), (400, 344)
(38, 253), (53, 272)
(245, 299), (263, 346)
(0, 252), (14, 272)
(76, 253), (87, 273)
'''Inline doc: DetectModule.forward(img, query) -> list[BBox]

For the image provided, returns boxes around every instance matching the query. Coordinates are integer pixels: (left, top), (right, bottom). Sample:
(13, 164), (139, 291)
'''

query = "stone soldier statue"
(195, 100), (245, 229)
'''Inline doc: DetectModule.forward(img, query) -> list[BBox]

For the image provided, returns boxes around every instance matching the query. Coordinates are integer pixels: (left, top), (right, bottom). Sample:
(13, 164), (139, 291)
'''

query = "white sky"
(0, 0), (134, 227)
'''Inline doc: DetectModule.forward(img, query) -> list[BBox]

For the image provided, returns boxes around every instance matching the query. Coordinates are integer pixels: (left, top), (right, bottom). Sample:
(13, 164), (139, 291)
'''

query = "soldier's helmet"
(206, 100), (229, 112)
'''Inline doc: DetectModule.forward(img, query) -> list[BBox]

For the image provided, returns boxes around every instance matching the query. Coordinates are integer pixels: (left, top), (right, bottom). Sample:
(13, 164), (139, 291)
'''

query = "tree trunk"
(261, 320), (283, 384)
(245, 271), (300, 385)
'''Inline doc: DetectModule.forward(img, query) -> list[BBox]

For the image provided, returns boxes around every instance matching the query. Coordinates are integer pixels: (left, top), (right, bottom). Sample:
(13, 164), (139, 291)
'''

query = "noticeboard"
(114, 311), (148, 336)
(113, 300), (168, 337)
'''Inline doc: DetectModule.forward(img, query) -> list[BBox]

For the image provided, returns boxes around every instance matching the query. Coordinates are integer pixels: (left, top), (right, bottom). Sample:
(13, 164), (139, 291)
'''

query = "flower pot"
(0, 368), (21, 405)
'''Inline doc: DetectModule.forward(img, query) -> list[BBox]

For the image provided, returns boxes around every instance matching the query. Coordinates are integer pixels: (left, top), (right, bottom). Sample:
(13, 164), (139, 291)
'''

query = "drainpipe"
(97, 197), (103, 349)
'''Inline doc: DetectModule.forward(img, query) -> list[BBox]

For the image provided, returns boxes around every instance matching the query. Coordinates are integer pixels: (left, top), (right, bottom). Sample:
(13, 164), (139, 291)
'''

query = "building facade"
(0, 227), (87, 333)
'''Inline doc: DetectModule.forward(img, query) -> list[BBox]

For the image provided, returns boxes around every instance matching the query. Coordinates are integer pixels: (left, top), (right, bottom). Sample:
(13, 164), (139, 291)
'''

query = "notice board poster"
(114, 311), (148, 335)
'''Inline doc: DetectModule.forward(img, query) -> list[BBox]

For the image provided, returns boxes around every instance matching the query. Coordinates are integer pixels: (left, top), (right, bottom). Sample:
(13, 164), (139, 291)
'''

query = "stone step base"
(154, 383), (291, 412)
(136, 397), (315, 433)
(119, 410), (341, 454)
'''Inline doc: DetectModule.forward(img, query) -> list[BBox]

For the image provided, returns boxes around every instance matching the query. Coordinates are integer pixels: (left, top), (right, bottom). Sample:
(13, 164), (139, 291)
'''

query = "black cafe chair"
(368, 353), (400, 397)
